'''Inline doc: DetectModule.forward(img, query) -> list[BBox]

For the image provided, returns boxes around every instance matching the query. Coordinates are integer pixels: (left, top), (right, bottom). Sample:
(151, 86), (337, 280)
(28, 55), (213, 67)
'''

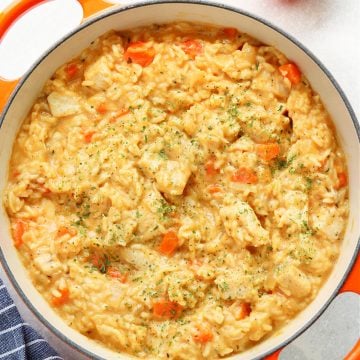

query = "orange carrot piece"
(65, 63), (78, 79)
(193, 326), (214, 343)
(256, 143), (280, 161)
(107, 267), (127, 283)
(84, 131), (95, 143)
(279, 63), (301, 85)
(223, 27), (238, 40)
(159, 231), (179, 256)
(337, 172), (347, 189)
(181, 39), (203, 58)
(12, 170), (20, 178)
(169, 211), (180, 219)
(124, 41), (155, 67)
(208, 184), (222, 194)
(51, 288), (70, 307)
(236, 302), (251, 320)
(205, 159), (219, 176)
(12, 219), (28, 249)
(91, 253), (103, 269)
(153, 299), (183, 319)
(57, 226), (77, 237)
(231, 167), (258, 184)
(90, 253), (109, 274)
(97, 103), (107, 114)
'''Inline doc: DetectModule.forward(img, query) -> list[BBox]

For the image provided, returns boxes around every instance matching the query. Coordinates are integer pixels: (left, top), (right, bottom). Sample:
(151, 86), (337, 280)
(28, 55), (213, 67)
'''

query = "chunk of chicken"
(273, 190), (309, 231)
(47, 91), (81, 117)
(311, 205), (345, 242)
(276, 265), (311, 298)
(178, 216), (202, 246)
(155, 160), (191, 195)
(84, 56), (113, 90)
(220, 197), (269, 247)
(138, 151), (162, 178)
(227, 136), (255, 153)
(33, 247), (63, 276)
(204, 305), (224, 325)
(251, 63), (290, 99)
(214, 43), (256, 80)
(119, 245), (167, 270)
(102, 210), (138, 247)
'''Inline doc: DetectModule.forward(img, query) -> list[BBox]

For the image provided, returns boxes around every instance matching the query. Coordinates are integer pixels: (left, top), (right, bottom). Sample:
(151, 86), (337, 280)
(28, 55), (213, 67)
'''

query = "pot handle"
(78, 0), (113, 19)
(339, 251), (360, 294)
(0, 0), (47, 112)
(0, 0), (113, 114)
(344, 339), (360, 360)
(339, 255), (360, 360)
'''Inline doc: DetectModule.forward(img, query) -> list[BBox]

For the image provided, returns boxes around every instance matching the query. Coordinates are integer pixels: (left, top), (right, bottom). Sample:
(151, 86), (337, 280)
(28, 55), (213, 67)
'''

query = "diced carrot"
(236, 302), (251, 320)
(181, 39), (203, 58)
(124, 41), (155, 67)
(12, 219), (28, 249)
(336, 172), (347, 189)
(159, 231), (179, 256)
(223, 27), (238, 40)
(51, 288), (70, 307)
(57, 226), (70, 237)
(107, 267), (127, 283)
(97, 103), (107, 114)
(12, 170), (20, 178)
(84, 131), (95, 143)
(193, 326), (214, 343)
(205, 159), (219, 176)
(91, 253), (109, 273)
(57, 226), (77, 237)
(91, 253), (101, 268)
(208, 184), (222, 194)
(169, 211), (180, 219)
(109, 108), (129, 123)
(153, 299), (183, 319)
(231, 167), (258, 184)
(279, 63), (301, 85)
(256, 143), (280, 161)
(65, 63), (78, 79)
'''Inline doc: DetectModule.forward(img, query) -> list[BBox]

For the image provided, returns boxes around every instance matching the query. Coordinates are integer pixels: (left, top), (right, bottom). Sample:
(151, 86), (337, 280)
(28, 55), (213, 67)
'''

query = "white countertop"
(0, 0), (359, 359)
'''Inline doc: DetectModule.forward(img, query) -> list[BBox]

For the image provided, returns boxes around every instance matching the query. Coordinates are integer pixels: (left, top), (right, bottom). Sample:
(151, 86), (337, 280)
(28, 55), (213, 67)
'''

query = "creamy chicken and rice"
(4, 22), (348, 359)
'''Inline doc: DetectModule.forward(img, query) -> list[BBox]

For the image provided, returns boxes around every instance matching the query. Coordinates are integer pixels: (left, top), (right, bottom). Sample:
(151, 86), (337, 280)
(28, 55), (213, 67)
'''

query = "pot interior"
(0, 2), (359, 359)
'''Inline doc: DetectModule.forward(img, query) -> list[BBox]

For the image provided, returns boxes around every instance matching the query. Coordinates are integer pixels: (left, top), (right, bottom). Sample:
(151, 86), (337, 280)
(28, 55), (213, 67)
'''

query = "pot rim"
(0, 1), (359, 359)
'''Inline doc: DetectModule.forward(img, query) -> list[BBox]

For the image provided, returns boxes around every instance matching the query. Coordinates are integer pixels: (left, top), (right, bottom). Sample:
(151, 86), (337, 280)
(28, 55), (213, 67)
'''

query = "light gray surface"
(0, 0), (359, 359)
(280, 292), (360, 360)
